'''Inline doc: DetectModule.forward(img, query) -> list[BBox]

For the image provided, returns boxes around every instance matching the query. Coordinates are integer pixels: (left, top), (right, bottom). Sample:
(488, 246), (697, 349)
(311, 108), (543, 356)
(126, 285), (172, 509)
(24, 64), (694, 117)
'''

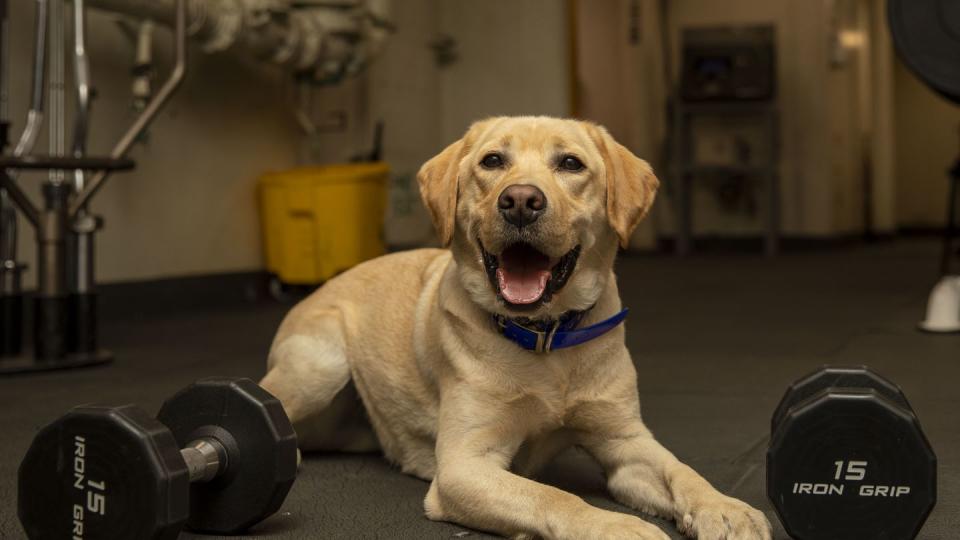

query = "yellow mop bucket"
(259, 163), (389, 285)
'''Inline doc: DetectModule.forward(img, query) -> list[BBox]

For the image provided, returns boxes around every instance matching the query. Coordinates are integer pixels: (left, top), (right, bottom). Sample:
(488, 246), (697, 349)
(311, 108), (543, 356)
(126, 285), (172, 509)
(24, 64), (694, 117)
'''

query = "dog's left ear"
(417, 139), (466, 247)
(588, 125), (660, 248)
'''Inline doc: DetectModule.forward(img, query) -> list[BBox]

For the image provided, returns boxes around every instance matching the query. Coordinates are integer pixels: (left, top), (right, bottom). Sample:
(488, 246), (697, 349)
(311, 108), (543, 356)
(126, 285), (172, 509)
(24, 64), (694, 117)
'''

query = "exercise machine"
(888, 0), (960, 332)
(0, 0), (188, 373)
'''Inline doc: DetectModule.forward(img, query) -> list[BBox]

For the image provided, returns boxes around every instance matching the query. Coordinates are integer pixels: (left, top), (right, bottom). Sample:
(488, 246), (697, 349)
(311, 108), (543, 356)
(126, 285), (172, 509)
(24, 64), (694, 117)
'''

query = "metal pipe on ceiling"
(85, 0), (391, 80)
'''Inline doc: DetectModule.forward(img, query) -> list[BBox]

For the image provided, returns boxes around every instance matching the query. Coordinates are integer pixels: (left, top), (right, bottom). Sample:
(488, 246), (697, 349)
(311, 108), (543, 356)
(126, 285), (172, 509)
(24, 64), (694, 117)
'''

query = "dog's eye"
(480, 153), (505, 169)
(559, 155), (585, 172)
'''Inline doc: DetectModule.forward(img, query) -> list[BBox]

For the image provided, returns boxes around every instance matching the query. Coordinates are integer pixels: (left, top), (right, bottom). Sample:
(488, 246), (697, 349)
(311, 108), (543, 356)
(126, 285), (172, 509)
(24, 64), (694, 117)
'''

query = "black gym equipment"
(0, 0), (187, 373)
(768, 366), (937, 540)
(888, 0), (960, 104)
(889, 0), (960, 332)
(17, 377), (298, 539)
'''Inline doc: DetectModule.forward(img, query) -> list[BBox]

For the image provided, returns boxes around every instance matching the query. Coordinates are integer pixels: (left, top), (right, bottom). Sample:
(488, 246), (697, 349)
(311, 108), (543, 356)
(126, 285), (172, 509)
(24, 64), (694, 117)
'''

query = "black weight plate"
(18, 405), (189, 540)
(768, 389), (937, 540)
(771, 366), (910, 433)
(889, 0), (960, 104)
(156, 378), (297, 534)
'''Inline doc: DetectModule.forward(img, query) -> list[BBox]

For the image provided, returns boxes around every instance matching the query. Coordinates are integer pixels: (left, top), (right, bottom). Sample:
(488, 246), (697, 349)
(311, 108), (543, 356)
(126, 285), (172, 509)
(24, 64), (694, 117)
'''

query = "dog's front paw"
(586, 511), (671, 540)
(679, 495), (772, 540)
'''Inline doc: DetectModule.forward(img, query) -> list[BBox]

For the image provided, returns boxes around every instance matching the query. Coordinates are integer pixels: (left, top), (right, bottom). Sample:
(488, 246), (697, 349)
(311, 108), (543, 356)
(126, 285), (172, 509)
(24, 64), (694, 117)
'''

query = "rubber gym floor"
(0, 238), (956, 539)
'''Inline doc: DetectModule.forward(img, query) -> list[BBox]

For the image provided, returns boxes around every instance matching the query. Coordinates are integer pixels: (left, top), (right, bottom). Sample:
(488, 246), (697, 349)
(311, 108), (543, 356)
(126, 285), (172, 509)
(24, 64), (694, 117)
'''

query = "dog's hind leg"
(260, 307), (379, 452)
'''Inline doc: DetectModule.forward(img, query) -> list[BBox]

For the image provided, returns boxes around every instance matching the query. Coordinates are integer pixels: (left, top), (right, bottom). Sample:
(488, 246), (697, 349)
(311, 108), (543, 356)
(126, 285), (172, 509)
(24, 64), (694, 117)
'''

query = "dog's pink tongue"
(496, 244), (552, 304)
(497, 267), (551, 304)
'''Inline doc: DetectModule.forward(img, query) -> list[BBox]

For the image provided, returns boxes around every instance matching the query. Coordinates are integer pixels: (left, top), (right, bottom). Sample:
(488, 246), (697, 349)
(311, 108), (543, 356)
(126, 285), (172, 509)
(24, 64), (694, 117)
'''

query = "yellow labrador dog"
(261, 116), (771, 539)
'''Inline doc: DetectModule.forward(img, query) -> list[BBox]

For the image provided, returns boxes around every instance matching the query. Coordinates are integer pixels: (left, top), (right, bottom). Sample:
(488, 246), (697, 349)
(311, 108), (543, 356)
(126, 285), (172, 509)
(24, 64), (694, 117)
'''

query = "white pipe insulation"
(86, 0), (392, 81)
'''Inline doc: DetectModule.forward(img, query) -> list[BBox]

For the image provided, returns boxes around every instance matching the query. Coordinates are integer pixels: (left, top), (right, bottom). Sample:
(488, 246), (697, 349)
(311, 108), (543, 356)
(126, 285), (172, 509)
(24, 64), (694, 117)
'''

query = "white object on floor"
(919, 275), (960, 333)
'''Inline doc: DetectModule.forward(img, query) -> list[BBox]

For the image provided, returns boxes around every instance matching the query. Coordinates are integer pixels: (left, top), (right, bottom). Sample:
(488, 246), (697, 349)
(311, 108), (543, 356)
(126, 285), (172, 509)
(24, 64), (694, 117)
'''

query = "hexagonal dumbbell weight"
(767, 366), (937, 540)
(18, 378), (298, 539)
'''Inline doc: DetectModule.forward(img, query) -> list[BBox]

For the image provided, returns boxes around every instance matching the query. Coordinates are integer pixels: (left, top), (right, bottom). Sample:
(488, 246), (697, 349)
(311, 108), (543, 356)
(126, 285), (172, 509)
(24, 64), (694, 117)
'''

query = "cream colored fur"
(261, 117), (772, 539)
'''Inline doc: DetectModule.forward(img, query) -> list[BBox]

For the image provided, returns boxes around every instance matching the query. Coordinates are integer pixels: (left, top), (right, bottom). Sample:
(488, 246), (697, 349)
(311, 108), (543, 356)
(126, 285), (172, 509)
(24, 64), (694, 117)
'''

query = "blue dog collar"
(492, 308), (629, 353)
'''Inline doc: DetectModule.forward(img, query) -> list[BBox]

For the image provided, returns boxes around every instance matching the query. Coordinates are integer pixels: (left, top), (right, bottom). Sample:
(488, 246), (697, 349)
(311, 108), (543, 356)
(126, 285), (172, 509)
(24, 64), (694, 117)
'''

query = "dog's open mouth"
(480, 241), (581, 307)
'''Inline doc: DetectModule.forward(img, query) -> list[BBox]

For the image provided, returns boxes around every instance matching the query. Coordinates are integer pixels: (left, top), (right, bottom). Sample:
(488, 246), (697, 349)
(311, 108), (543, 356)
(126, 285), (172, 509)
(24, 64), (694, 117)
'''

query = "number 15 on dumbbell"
(790, 460), (911, 497)
(767, 366), (937, 540)
(69, 433), (108, 531)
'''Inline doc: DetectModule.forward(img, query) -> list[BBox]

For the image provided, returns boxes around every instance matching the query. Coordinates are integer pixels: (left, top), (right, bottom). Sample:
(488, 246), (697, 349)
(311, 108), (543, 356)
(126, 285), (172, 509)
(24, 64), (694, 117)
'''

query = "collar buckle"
(538, 320), (561, 353)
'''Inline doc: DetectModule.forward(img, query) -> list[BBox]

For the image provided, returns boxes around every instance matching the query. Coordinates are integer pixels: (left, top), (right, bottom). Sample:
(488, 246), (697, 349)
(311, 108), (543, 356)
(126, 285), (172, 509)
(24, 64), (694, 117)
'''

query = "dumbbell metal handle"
(180, 438), (226, 483)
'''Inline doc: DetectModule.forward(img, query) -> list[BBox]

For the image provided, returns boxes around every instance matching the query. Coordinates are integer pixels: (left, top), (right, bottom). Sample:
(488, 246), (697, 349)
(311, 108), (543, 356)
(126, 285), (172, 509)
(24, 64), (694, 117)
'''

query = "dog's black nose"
(498, 184), (547, 228)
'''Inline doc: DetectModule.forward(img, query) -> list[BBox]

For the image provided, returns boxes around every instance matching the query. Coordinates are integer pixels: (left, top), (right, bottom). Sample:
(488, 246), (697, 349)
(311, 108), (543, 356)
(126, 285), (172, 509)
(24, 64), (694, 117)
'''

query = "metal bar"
(69, 0), (187, 216)
(37, 184), (68, 298)
(34, 182), (69, 359)
(0, 155), (134, 171)
(71, 0), (91, 192)
(12, 0), (48, 158)
(48, 0), (65, 184)
(0, 172), (39, 227)
(69, 0), (100, 350)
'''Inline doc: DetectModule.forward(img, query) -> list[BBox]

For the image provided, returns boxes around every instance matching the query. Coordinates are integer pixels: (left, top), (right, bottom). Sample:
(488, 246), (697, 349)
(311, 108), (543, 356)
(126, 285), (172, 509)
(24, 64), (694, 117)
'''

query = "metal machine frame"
(0, 0), (187, 373)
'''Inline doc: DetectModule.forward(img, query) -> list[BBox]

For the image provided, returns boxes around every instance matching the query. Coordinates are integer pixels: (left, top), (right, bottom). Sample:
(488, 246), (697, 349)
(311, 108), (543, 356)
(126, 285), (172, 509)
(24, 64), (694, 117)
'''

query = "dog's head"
(418, 116), (658, 318)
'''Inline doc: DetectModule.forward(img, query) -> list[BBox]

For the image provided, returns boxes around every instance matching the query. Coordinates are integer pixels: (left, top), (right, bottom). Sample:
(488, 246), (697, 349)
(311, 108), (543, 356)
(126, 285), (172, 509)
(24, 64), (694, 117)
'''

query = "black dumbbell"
(767, 366), (937, 540)
(18, 378), (298, 539)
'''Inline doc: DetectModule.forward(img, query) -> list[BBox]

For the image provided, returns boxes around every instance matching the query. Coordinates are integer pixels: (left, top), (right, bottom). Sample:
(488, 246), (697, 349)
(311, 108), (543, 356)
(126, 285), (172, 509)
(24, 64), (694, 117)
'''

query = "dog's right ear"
(417, 139), (465, 247)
